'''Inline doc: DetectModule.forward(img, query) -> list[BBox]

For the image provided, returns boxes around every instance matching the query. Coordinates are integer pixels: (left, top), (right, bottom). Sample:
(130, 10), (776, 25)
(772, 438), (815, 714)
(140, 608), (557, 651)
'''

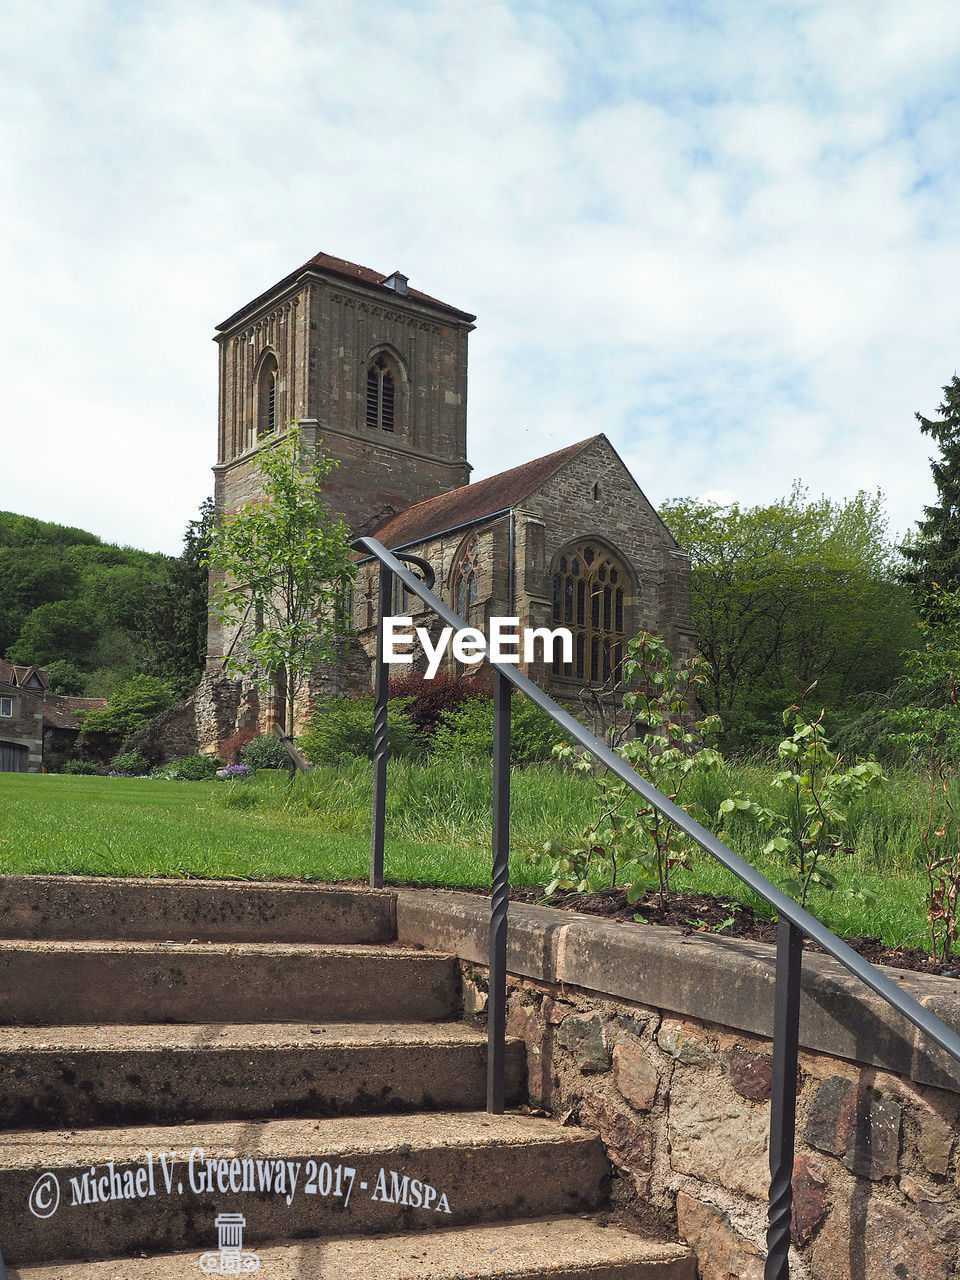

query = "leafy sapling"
(721, 695), (883, 908)
(546, 632), (723, 901)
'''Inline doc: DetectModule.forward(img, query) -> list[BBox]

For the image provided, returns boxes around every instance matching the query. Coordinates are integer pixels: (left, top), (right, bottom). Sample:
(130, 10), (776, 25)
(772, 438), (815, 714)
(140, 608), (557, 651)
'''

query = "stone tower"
(212, 251), (475, 532)
(207, 251), (476, 669)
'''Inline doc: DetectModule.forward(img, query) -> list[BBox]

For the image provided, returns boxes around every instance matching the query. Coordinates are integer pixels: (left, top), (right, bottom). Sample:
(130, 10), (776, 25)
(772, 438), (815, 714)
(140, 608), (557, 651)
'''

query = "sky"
(2, 0), (960, 556)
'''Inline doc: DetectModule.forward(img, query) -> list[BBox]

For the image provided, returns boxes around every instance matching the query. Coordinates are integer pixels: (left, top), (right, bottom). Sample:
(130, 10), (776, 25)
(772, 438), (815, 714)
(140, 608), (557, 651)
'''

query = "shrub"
(79, 674), (176, 740)
(61, 759), (103, 775)
(430, 694), (566, 766)
(298, 696), (420, 765)
(153, 754), (224, 781)
(110, 750), (150, 776)
(388, 672), (482, 740)
(239, 734), (291, 771)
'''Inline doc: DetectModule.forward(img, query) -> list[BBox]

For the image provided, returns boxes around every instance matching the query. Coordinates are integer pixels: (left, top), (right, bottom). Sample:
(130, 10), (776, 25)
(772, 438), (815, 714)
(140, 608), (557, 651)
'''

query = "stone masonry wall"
(396, 890), (960, 1280)
(472, 976), (959, 1280)
(524, 435), (696, 663)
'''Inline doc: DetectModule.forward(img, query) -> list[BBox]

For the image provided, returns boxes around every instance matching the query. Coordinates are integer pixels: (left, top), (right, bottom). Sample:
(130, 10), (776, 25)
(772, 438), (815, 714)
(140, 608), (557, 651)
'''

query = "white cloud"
(0, 0), (958, 556)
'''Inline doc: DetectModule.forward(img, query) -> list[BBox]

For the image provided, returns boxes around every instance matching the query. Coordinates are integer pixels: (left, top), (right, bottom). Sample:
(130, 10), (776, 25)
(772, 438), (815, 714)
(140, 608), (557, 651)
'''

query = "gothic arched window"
(256, 353), (279, 441)
(551, 542), (628, 682)
(452, 535), (481, 624)
(366, 354), (396, 432)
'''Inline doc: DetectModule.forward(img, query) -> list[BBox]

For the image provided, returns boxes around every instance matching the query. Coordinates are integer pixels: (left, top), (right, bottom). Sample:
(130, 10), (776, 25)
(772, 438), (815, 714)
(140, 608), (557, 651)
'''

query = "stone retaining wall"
(396, 889), (960, 1280)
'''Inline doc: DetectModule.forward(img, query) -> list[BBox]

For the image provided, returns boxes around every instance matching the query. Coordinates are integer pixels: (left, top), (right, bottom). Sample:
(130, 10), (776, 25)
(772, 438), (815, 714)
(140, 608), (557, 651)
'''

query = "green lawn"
(0, 769), (524, 887)
(0, 763), (941, 955)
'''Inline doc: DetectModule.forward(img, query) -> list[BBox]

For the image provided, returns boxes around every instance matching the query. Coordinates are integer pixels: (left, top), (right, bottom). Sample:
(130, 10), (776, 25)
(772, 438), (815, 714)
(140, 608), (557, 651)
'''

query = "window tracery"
(551, 542), (627, 682)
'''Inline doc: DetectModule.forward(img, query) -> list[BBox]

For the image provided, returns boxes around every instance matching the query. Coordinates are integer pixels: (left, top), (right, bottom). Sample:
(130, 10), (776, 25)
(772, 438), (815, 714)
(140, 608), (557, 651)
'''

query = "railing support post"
(370, 565), (393, 889)
(765, 918), (802, 1279)
(487, 668), (511, 1114)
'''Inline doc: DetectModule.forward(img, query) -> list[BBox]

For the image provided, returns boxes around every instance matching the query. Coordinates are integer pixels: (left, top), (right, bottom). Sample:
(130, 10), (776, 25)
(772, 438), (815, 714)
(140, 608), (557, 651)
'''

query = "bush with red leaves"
(388, 671), (489, 741)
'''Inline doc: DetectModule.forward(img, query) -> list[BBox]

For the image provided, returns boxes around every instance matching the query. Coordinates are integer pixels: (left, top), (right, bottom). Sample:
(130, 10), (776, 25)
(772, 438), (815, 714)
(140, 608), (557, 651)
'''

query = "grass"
(0, 758), (949, 955)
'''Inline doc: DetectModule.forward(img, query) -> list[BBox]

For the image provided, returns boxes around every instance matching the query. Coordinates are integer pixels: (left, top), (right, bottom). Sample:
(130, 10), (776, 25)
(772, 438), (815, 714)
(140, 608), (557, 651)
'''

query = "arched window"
(256, 353), (279, 441)
(551, 542), (628, 682)
(366, 354), (396, 432)
(452, 535), (481, 625)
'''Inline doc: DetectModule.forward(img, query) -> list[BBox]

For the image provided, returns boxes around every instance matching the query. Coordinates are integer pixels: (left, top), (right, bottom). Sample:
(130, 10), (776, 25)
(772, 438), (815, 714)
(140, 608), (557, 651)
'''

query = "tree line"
(0, 503), (212, 699)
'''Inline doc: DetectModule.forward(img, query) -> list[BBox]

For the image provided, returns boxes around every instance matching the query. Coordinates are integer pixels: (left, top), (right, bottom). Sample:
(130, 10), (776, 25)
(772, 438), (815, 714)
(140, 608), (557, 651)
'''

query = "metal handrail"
(353, 534), (960, 1280)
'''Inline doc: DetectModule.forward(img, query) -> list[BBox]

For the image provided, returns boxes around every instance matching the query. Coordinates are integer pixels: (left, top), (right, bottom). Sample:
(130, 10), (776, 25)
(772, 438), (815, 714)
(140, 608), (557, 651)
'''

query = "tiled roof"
(216, 252), (476, 331)
(0, 661), (48, 689)
(366, 436), (601, 551)
(42, 695), (107, 732)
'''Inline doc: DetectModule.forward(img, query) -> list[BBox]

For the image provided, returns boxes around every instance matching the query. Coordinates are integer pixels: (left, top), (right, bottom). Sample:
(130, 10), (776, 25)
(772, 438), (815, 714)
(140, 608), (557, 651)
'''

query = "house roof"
(42, 695), (107, 732)
(366, 436), (601, 551)
(0, 661), (48, 690)
(216, 252), (476, 332)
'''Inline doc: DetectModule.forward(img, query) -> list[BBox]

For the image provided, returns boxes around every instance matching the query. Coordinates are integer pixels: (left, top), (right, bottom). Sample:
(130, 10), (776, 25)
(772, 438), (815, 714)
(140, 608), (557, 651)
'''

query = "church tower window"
(256, 353), (279, 441)
(366, 354), (396, 432)
(551, 542), (628, 682)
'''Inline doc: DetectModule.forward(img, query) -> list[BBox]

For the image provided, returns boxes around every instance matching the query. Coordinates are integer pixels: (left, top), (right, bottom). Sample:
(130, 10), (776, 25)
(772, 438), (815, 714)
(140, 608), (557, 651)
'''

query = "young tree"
(901, 375), (960, 620)
(206, 424), (355, 736)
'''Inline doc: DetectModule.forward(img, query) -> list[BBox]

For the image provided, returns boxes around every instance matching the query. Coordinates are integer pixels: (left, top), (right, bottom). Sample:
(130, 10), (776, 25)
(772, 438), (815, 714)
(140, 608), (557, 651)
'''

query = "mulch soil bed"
(501, 885), (960, 979)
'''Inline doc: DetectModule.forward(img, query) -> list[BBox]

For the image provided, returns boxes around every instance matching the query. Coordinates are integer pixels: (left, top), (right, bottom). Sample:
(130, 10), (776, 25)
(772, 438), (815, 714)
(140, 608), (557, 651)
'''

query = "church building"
(198, 251), (693, 754)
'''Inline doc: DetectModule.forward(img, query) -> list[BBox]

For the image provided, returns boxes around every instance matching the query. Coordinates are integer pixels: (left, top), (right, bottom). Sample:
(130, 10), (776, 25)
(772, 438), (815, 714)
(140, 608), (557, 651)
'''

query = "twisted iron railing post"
(487, 668), (511, 1113)
(370, 564), (393, 889)
(765, 918), (803, 1279)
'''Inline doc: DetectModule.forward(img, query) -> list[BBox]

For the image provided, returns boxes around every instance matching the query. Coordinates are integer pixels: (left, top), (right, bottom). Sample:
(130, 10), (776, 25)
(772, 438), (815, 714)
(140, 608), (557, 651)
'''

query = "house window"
(0, 698), (12, 717)
(256, 354), (279, 441)
(366, 355), (396, 432)
(551, 542), (627, 682)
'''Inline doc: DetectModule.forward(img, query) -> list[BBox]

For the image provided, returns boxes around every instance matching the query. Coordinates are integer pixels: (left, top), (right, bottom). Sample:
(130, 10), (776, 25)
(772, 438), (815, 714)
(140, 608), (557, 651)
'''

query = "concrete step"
(0, 1023), (525, 1129)
(8, 1217), (697, 1279)
(0, 942), (459, 1026)
(0, 1112), (610, 1267)
(0, 876), (395, 945)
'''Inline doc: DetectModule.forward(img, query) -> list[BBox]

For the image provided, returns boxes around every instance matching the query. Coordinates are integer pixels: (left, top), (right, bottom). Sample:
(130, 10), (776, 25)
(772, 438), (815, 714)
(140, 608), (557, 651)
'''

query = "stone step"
(0, 942), (459, 1026)
(0, 876), (395, 945)
(0, 1023), (525, 1130)
(8, 1217), (697, 1279)
(0, 1112), (610, 1267)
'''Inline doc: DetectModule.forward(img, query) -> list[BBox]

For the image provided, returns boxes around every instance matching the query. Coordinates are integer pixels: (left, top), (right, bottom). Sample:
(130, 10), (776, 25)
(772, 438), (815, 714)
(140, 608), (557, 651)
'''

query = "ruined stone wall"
(396, 890), (960, 1280)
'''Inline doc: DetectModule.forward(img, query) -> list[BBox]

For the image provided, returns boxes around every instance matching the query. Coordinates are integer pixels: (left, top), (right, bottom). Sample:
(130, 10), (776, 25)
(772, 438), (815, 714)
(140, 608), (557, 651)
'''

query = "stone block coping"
(395, 888), (960, 1093)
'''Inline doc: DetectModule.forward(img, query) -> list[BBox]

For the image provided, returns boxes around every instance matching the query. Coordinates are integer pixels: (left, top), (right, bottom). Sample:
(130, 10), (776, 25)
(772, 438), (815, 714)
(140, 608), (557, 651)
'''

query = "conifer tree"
(903, 375), (960, 619)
